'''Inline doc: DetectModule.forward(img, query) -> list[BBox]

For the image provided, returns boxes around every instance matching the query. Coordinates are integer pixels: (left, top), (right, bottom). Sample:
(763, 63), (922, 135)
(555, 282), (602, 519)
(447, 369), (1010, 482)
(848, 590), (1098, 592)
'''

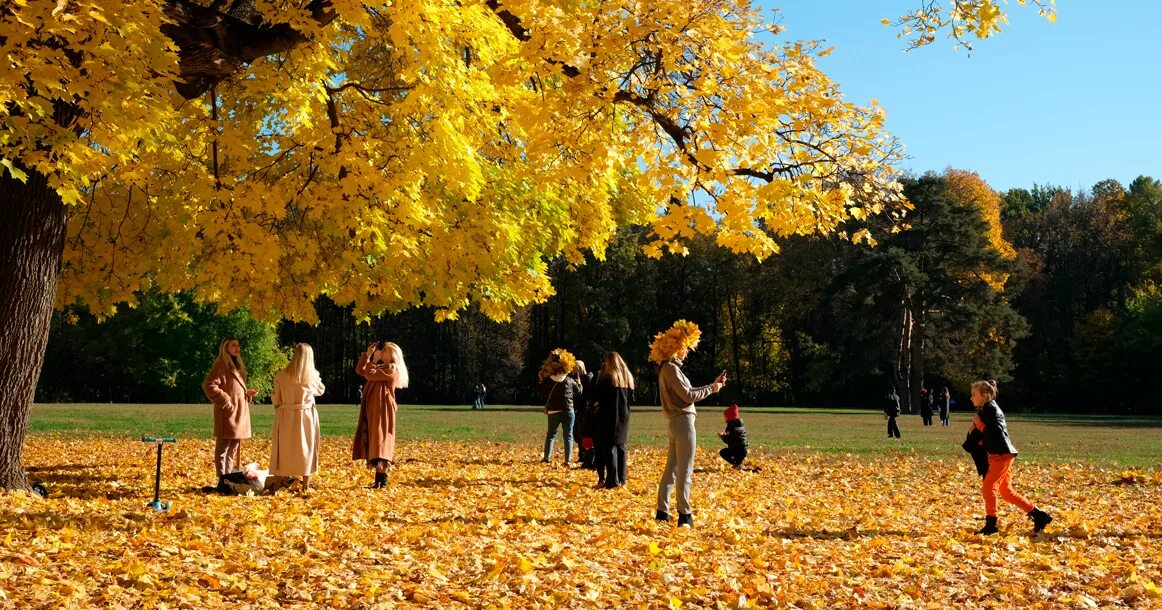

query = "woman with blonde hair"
(269, 343), (326, 492)
(594, 351), (635, 488)
(353, 341), (410, 489)
(203, 337), (257, 493)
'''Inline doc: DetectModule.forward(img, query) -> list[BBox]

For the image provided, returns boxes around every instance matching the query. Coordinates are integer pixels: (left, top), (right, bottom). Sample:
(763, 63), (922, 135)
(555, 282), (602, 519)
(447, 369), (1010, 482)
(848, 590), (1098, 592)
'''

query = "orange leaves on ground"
(2, 437), (1161, 608)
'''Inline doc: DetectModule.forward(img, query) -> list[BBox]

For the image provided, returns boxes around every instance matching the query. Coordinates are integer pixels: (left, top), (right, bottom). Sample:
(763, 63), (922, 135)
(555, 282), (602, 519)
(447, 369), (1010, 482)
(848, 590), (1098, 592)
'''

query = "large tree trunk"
(909, 308), (927, 417)
(0, 168), (68, 491)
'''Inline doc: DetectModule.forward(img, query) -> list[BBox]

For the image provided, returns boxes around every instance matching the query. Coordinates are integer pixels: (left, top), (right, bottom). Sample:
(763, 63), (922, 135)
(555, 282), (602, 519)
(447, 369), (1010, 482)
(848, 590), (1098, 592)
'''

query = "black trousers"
(887, 416), (901, 438)
(597, 443), (626, 487)
(719, 446), (747, 467)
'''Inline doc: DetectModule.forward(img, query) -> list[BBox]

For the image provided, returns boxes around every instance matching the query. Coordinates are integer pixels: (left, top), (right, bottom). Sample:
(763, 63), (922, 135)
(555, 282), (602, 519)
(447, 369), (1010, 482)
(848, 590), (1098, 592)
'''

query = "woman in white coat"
(269, 343), (325, 492)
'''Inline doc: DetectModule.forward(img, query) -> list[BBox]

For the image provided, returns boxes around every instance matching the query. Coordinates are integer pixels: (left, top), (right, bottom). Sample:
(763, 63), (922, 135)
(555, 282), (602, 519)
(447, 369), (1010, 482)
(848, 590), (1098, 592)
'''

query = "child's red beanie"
(723, 404), (740, 421)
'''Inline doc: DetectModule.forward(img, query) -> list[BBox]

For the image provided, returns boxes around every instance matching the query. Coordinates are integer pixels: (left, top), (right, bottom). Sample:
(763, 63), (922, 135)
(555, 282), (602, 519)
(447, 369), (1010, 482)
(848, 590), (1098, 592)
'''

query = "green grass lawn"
(28, 403), (1162, 467)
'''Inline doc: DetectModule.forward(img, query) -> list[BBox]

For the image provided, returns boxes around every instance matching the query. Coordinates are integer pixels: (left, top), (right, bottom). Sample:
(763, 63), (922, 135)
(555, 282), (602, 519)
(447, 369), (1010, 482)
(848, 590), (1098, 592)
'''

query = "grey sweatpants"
(656, 413), (696, 515)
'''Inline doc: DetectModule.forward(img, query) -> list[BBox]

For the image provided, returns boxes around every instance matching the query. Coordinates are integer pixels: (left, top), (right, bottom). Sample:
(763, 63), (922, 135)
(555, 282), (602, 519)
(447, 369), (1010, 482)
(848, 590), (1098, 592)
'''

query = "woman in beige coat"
(353, 341), (409, 489)
(269, 343), (326, 492)
(203, 337), (257, 492)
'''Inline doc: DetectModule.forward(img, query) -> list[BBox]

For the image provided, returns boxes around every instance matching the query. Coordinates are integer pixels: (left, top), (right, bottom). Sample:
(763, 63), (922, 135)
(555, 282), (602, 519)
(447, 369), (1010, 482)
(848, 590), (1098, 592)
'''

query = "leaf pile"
(2, 437), (1161, 609)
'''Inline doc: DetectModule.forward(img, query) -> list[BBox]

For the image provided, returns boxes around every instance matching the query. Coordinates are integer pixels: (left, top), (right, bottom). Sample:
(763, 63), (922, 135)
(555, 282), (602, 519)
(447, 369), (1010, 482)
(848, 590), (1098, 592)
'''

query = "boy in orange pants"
(968, 380), (1052, 535)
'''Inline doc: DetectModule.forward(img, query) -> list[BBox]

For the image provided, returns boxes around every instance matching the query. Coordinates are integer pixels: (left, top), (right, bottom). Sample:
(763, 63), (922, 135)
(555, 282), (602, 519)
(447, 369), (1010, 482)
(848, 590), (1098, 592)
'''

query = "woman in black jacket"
(594, 352), (634, 488)
(968, 380), (1052, 535)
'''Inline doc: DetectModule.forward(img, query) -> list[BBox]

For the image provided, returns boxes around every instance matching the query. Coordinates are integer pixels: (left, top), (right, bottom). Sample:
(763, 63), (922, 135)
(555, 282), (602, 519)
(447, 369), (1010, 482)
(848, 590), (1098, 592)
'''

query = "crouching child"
(718, 404), (749, 469)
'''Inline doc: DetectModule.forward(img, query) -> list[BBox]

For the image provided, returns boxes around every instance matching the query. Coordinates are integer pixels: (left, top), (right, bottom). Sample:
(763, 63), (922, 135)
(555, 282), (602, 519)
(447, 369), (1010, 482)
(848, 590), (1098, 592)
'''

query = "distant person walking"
(594, 351), (634, 488)
(538, 348), (581, 465)
(938, 386), (951, 426)
(651, 320), (726, 527)
(884, 387), (902, 439)
(203, 337), (257, 493)
(269, 343), (325, 493)
(353, 341), (409, 489)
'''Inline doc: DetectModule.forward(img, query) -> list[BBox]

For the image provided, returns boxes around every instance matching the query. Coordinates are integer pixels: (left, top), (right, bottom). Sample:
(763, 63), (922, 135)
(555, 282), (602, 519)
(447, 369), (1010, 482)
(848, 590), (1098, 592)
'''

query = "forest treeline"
(36, 171), (1162, 415)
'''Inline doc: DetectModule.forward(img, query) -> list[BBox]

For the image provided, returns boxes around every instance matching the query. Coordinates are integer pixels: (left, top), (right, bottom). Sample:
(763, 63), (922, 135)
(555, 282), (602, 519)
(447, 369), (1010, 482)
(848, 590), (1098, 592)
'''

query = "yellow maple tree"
(0, 0), (1057, 489)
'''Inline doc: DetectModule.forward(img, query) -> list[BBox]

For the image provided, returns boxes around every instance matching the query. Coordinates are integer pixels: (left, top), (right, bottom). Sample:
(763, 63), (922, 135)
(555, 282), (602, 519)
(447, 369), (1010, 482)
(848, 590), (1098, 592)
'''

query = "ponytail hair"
(971, 379), (999, 401)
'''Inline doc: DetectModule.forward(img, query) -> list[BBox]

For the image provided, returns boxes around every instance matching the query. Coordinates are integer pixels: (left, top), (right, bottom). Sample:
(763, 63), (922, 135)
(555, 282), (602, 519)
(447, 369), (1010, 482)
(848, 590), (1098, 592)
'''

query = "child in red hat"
(718, 404), (748, 469)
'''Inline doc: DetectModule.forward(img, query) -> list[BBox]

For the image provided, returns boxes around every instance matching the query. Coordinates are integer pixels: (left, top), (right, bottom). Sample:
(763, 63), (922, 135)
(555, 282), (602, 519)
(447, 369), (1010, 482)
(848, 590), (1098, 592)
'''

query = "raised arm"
(361, 362), (397, 383)
(659, 363), (714, 404)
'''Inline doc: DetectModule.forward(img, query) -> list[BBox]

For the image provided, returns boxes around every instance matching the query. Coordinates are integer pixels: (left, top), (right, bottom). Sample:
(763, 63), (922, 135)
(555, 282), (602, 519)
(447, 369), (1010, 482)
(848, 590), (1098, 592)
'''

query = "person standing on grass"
(920, 386), (934, 426)
(967, 379), (1053, 535)
(203, 337), (258, 493)
(652, 320), (726, 527)
(472, 382), (487, 409)
(538, 348), (581, 465)
(938, 386), (951, 426)
(353, 341), (409, 489)
(269, 343), (326, 493)
(594, 351), (634, 489)
(884, 386), (902, 439)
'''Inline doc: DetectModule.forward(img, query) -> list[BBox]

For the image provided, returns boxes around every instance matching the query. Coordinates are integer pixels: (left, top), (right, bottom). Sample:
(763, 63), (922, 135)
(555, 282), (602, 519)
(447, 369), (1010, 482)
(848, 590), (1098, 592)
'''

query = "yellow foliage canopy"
(944, 168), (1016, 291)
(888, 0), (1057, 50)
(1, 0), (910, 322)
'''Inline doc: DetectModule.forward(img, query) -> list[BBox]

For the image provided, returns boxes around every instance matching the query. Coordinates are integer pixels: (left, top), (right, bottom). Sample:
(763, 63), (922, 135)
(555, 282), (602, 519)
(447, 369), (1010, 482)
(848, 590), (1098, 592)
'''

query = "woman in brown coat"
(353, 341), (409, 489)
(203, 337), (257, 492)
(269, 343), (326, 492)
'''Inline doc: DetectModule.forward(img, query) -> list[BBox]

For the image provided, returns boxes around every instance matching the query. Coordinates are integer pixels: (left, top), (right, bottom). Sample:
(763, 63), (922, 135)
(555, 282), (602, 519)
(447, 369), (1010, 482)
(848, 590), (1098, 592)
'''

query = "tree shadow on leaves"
(24, 464), (136, 499)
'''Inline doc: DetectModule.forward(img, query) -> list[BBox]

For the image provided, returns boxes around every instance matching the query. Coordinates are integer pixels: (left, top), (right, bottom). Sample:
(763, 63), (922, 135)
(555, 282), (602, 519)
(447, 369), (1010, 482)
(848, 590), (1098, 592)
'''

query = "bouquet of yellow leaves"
(649, 320), (701, 364)
(539, 348), (577, 378)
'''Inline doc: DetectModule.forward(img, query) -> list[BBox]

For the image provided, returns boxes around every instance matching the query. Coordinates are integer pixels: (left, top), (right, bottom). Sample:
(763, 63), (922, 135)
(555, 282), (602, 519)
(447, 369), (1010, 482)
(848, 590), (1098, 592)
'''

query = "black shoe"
(677, 513), (694, 527)
(372, 472), (387, 489)
(31, 482), (48, 498)
(655, 510), (671, 521)
(976, 516), (999, 535)
(1028, 508), (1052, 533)
(215, 477), (232, 495)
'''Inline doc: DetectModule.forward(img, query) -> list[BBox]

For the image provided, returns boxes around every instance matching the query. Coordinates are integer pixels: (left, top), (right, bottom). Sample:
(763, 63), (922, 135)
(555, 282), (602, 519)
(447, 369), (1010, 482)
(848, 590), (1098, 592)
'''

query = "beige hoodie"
(658, 361), (714, 418)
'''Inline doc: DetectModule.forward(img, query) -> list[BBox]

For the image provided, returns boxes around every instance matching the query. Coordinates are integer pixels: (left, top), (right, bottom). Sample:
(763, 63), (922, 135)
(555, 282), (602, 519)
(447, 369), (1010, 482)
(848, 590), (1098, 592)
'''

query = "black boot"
(677, 513), (694, 527)
(655, 510), (671, 522)
(215, 476), (232, 495)
(372, 472), (387, 489)
(976, 516), (999, 535)
(1028, 508), (1052, 533)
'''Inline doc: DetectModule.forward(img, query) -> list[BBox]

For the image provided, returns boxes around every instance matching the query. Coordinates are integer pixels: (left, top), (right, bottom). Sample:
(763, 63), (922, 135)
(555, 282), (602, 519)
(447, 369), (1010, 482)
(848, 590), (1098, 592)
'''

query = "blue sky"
(755, 1), (1162, 192)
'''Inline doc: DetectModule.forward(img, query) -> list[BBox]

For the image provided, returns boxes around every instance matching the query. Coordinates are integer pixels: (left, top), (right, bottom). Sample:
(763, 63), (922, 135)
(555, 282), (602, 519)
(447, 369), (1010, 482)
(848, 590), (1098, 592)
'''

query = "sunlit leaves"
(2, 436), (1160, 608)
(888, 0), (1058, 50)
(3, 1), (909, 324)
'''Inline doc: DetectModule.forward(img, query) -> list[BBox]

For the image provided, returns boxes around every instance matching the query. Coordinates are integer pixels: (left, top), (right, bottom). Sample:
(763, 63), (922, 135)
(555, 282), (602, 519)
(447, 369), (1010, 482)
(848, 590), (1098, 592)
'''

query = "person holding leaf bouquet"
(353, 341), (410, 489)
(651, 320), (726, 527)
(538, 348), (582, 465)
(203, 337), (258, 493)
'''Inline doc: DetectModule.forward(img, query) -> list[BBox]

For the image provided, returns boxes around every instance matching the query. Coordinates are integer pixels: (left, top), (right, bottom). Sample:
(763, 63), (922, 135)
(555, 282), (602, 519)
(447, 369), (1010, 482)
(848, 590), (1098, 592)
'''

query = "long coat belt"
(276, 402), (315, 410)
